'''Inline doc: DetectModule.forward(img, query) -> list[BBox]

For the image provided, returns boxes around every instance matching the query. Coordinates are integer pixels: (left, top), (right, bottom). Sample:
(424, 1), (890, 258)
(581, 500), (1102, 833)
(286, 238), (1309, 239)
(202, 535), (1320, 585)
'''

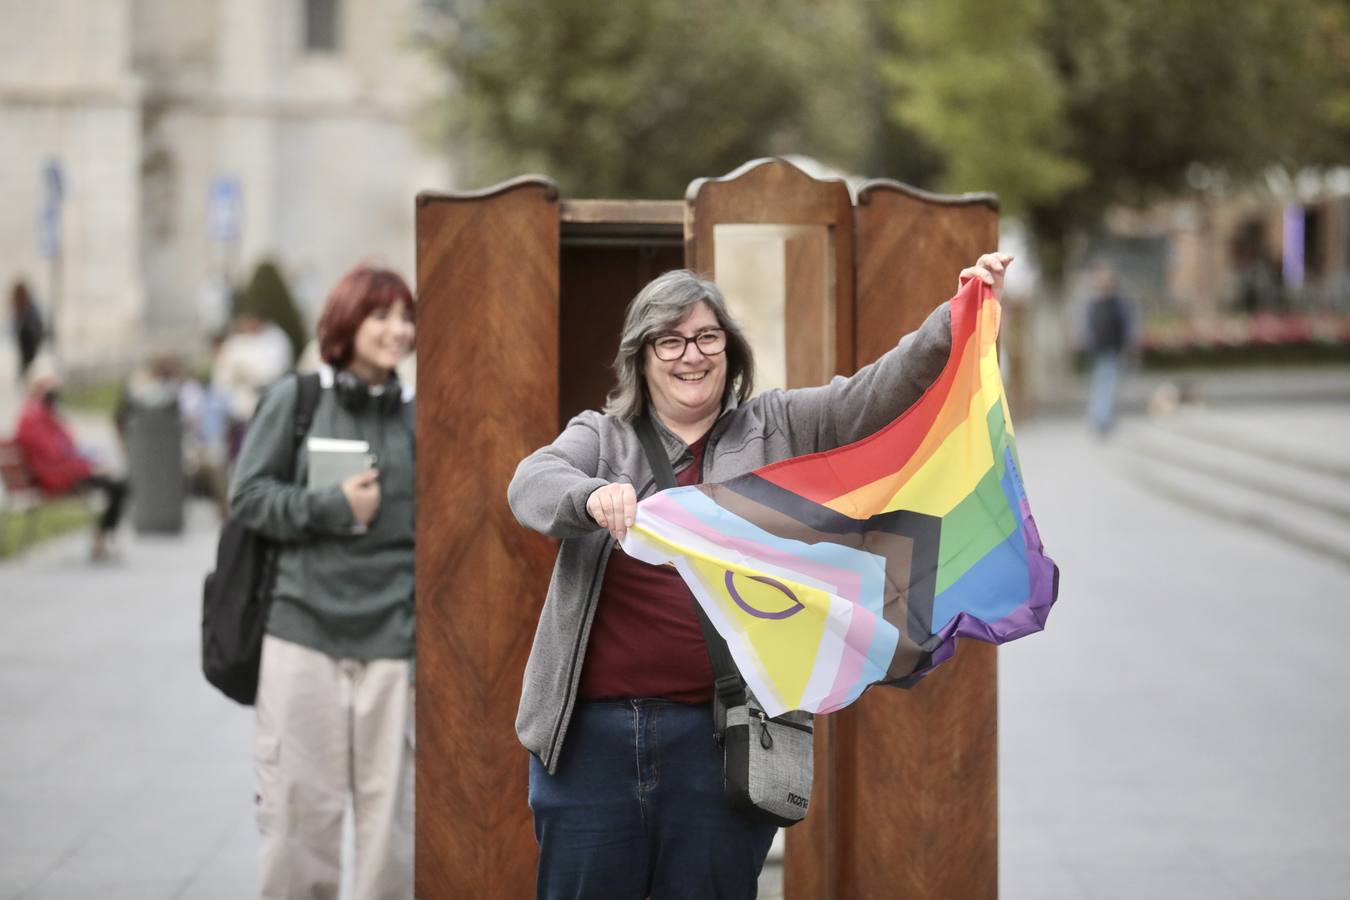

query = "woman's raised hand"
(342, 469), (382, 527)
(959, 253), (1015, 302)
(587, 482), (637, 543)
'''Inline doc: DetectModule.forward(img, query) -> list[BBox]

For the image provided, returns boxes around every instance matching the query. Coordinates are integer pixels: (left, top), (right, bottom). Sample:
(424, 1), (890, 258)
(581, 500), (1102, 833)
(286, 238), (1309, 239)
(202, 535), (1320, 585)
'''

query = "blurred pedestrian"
(212, 312), (294, 460)
(10, 279), (44, 381)
(114, 352), (188, 442)
(229, 264), (416, 900)
(185, 336), (233, 518)
(13, 356), (128, 561)
(1079, 263), (1140, 436)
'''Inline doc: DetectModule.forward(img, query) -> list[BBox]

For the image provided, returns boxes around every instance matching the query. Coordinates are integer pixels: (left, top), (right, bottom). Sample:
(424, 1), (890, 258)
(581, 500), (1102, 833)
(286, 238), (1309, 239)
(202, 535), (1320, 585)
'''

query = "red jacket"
(14, 397), (92, 495)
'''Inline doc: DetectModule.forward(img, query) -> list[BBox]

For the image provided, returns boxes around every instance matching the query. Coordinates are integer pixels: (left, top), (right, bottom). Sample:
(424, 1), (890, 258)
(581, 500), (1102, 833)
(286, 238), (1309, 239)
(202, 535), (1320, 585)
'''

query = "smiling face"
(350, 299), (415, 384)
(642, 300), (728, 430)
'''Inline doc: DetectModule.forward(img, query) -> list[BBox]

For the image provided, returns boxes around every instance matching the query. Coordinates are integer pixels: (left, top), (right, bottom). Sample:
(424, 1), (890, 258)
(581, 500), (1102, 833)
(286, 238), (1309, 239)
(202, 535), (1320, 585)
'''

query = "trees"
(425, 0), (1347, 280)
(233, 261), (306, 359)
(430, 0), (873, 198)
(882, 0), (1086, 216)
(884, 0), (1350, 278)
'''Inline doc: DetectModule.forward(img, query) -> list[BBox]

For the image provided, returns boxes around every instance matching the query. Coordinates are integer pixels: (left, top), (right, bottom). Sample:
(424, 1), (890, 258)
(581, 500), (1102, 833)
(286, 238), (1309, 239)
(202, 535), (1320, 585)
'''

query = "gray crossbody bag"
(635, 416), (815, 827)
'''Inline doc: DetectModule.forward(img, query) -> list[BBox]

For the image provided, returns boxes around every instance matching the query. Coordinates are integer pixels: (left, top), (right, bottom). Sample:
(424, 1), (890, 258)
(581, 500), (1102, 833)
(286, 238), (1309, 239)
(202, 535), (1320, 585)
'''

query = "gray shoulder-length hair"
(604, 269), (755, 421)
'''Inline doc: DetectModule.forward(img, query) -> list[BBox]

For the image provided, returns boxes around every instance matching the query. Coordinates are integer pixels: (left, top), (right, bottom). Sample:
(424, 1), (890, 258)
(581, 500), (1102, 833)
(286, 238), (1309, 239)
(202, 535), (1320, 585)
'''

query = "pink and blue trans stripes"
(636, 487), (901, 712)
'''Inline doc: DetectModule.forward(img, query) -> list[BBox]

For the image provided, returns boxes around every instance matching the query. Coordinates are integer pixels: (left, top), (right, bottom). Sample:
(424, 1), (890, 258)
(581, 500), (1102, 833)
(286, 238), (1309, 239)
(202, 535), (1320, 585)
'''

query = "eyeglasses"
(649, 328), (727, 361)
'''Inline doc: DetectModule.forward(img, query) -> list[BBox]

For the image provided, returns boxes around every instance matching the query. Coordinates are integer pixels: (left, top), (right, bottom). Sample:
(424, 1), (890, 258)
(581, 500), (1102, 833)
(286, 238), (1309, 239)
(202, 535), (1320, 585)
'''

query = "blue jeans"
(1088, 352), (1121, 433)
(529, 700), (778, 900)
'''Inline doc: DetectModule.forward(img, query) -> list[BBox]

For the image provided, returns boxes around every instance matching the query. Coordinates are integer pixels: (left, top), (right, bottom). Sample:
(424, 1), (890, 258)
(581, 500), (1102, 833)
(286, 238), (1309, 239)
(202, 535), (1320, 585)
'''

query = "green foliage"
(884, 0), (1350, 281)
(1030, 0), (1348, 278)
(881, 0), (1348, 269)
(1304, 0), (1350, 158)
(61, 377), (124, 417)
(427, 0), (1348, 284)
(1043, 0), (1336, 196)
(0, 498), (94, 559)
(232, 261), (307, 358)
(430, 0), (873, 197)
(883, 0), (1086, 213)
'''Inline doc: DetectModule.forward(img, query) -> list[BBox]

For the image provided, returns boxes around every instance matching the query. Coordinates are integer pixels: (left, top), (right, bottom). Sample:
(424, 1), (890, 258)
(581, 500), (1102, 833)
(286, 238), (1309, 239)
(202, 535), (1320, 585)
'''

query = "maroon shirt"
(578, 433), (713, 704)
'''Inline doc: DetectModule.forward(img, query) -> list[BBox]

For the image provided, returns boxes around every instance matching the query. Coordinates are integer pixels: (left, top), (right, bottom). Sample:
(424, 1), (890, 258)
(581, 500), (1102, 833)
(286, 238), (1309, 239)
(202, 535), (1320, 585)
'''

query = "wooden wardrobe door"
(786, 180), (1000, 900)
(685, 158), (857, 382)
(685, 158), (855, 900)
(414, 177), (560, 899)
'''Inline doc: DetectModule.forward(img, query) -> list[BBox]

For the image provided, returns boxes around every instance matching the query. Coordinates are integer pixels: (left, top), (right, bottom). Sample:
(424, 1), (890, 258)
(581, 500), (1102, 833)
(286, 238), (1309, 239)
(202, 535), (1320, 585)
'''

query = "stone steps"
(1116, 413), (1350, 569)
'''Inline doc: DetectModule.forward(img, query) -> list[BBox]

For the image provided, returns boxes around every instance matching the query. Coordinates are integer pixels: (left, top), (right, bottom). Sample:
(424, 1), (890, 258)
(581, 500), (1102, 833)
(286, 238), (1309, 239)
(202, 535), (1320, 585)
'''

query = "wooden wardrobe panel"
(411, 166), (1004, 899)
(684, 159), (855, 898)
(813, 180), (999, 900)
(855, 182), (999, 359)
(685, 158), (856, 379)
(414, 178), (560, 899)
(559, 242), (684, 426)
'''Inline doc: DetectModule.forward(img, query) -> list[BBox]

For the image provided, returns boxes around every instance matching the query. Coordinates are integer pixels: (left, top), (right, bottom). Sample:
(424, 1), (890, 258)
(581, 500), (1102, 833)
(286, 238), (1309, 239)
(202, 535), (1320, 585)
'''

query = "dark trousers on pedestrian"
(79, 475), (127, 533)
(529, 699), (778, 900)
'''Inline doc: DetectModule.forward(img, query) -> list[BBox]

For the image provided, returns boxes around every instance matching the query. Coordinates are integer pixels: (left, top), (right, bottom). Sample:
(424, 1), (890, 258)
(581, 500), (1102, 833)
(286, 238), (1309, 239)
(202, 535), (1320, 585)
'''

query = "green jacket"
(229, 372), (415, 660)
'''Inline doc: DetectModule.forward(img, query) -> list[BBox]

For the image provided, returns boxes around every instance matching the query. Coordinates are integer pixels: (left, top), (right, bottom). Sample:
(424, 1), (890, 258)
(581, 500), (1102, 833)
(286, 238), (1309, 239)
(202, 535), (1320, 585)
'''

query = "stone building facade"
(1, 0), (452, 371)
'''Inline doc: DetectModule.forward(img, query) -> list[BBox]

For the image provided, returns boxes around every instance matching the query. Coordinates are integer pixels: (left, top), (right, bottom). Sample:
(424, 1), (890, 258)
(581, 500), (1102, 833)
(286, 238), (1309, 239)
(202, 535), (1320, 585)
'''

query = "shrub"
(232, 260), (307, 359)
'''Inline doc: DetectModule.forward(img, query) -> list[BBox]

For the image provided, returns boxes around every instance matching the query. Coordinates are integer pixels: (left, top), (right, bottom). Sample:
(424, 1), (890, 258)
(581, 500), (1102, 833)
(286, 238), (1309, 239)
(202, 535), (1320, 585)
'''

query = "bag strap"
(633, 414), (677, 491)
(289, 372), (322, 482)
(247, 372), (324, 609)
(633, 415), (747, 717)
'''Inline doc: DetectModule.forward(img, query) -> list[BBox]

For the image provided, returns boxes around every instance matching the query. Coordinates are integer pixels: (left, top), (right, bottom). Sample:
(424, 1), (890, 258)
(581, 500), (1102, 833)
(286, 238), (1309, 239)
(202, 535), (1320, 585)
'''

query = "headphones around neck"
(334, 369), (403, 414)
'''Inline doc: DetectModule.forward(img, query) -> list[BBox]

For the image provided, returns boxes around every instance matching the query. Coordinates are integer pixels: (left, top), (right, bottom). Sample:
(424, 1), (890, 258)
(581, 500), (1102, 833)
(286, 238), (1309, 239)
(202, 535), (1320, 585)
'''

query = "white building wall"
(1, 0), (455, 370)
(0, 0), (145, 369)
(63, 103), (145, 361)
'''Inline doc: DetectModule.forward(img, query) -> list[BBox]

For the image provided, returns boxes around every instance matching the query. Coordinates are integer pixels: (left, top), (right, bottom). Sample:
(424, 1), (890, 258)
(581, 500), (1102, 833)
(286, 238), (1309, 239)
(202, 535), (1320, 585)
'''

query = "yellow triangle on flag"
(686, 556), (832, 711)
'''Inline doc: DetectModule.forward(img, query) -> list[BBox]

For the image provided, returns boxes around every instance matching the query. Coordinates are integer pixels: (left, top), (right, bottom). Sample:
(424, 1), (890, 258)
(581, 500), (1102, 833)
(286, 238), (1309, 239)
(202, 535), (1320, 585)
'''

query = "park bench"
(0, 438), (44, 553)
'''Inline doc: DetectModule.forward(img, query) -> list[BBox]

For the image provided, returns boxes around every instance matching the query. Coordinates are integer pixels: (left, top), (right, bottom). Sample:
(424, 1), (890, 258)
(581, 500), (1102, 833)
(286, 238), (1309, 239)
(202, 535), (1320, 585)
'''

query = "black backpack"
(201, 373), (321, 705)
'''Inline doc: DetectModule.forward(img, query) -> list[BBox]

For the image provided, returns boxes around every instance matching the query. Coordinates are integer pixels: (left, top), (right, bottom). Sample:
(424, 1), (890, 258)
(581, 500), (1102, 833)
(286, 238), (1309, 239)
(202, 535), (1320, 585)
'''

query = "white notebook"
(307, 437), (375, 490)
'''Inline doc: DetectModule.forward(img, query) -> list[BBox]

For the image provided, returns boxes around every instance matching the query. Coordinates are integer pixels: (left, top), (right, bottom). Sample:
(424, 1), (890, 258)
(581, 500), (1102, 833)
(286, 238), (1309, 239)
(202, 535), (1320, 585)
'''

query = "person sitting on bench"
(14, 356), (127, 561)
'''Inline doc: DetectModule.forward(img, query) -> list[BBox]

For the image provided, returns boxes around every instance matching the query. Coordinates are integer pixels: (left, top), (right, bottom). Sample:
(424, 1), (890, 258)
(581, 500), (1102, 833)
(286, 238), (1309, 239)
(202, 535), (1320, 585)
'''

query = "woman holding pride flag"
(229, 264), (417, 900)
(508, 254), (1012, 899)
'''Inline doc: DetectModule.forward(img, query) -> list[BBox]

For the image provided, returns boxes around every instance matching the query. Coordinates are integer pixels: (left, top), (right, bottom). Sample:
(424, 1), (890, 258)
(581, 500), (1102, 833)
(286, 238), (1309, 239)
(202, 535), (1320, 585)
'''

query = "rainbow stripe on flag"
(621, 279), (1059, 717)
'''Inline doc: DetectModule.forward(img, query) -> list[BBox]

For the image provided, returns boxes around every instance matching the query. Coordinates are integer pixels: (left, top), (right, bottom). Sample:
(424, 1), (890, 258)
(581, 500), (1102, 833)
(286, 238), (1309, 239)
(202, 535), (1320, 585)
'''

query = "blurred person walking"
(188, 337), (234, 518)
(13, 356), (127, 560)
(10, 279), (44, 381)
(1080, 262), (1140, 436)
(213, 311), (294, 461)
(228, 264), (416, 900)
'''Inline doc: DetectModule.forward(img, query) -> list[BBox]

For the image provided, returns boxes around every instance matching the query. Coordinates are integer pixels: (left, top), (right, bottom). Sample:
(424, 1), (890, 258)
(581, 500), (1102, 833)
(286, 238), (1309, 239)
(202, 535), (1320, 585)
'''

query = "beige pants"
(255, 635), (414, 900)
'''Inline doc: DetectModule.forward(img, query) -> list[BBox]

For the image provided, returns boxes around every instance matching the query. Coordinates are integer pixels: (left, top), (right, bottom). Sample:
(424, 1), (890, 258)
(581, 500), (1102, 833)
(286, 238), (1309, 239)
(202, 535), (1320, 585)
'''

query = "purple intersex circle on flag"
(724, 571), (805, 620)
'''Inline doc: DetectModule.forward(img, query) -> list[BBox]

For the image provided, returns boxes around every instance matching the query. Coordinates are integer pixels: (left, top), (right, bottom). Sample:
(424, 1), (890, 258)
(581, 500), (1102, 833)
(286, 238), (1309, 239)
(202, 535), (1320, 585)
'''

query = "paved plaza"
(2, 387), (1349, 898)
(1001, 400), (1350, 899)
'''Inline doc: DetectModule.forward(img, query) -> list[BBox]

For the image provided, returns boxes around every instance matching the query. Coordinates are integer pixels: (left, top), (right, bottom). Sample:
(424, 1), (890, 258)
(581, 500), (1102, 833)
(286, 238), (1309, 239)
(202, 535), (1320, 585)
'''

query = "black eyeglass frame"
(647, 328), (728, 362)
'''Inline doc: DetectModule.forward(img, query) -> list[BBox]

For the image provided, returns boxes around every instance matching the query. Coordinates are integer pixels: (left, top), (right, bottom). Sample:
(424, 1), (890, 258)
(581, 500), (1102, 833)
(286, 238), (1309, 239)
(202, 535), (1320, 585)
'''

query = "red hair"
(316, 264), (416, 369)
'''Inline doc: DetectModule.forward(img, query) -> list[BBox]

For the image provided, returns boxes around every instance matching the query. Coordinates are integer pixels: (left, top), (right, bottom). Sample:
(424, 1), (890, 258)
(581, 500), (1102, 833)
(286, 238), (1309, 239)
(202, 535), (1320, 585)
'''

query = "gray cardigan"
(507, 302), (953, 773)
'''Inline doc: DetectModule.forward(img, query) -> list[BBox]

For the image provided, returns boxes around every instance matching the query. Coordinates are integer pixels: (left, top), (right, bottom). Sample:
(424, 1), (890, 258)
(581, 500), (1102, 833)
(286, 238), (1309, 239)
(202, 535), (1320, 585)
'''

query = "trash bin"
(125, 396), (186, 534)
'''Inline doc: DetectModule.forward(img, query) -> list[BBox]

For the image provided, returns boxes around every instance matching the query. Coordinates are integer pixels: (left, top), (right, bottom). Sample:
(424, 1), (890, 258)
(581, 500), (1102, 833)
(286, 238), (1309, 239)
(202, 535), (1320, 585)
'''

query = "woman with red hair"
(229, 263), (416, 900)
